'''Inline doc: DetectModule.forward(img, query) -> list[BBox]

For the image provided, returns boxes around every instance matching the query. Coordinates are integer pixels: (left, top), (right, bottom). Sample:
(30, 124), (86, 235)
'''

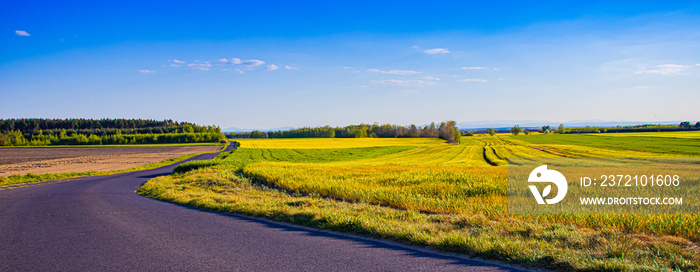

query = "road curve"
(0, 145), (526, 271)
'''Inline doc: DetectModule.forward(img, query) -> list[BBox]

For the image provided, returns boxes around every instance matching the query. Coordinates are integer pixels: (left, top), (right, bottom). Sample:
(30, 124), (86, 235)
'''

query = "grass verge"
(139, 165), (699, 271)
(0, 143), (228, 189)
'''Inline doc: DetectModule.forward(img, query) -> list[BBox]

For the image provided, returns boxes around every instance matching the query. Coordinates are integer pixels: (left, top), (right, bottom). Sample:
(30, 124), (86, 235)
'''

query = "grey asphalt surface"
(0, 144), (527, 271)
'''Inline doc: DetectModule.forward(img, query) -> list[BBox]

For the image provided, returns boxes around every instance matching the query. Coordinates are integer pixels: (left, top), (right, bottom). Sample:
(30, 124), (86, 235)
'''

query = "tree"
(408, 124), (419, 137)
(510, 125), (523, 135)
(453, 128), (462, 144)
(488, 128), (496, 136)
(523, 130), (531, 135)
(556, 124), (565, 134)
(695, 122), (700, 128)
(680, 121), (691, 129)
(438, 121), (460, 143)
(540, 125), (551, 134)
(4, 130), (28, 146)
(428, 122), (439, 137)
(249, 130), (266, 138)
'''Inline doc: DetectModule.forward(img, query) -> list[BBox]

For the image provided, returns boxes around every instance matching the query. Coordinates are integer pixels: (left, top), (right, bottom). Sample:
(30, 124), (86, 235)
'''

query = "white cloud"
(634, 64), (689, 75)
(459, 78), (487, 83)
(367, 69), (420, 75)
(216, 58), (263, 68)
(136, 69), (155, 73)
(285, 65), (297, 70)
(170, 58), (268, 71)
(462, 66), (485, 70)
(240, 59), (265, 67)
(423, 48), (450, 54)
(372, 79), (436, 87)
(385, 70), (420, 75)
(418, 76), (440, 81)
(401, 90), (419, 93)
(188, 63), (211, 71)
(498, 78), (504, 81)
(15, 30), (30, 37)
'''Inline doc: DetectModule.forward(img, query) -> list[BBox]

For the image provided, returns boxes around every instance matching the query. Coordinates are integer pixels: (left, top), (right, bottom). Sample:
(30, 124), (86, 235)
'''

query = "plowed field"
(0, 145), (221, 176)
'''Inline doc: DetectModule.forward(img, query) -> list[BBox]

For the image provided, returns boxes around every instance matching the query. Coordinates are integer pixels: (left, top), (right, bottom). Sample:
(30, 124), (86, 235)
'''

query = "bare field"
(0, 145), (222, 176)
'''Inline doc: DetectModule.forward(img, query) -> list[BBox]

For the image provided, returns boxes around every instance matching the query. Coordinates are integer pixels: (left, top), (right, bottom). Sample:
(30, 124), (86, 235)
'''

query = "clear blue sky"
(2, 1), (699, 129)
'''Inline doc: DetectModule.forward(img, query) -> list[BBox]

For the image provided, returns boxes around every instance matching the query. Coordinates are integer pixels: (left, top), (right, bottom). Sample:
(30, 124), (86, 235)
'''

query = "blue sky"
(2, 1), (699, 129)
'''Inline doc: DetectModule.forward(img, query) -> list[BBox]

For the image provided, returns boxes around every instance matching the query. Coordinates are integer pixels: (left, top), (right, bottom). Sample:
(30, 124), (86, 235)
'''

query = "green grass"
(0, 143), (228, 189)
(140, 162), (699, 271)
(514, 133), (700, 156)
(138, 136), (700, 271)
(174, 145), (415, 174)
(220, 145), (416, 163)
(235, 138), (444, 149)
(589, 131), (700, 139)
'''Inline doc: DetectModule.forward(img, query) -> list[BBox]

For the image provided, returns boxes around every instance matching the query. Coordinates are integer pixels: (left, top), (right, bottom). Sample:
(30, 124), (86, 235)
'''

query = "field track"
(0, 144), (523, 271)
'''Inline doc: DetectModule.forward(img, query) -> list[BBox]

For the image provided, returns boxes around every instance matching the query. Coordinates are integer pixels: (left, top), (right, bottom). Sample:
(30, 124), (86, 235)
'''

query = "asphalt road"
(0, 145), (526, 271)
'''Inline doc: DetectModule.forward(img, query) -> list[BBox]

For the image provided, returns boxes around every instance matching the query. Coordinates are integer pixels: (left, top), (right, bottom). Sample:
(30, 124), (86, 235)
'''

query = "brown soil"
(0, 145), (222, 177)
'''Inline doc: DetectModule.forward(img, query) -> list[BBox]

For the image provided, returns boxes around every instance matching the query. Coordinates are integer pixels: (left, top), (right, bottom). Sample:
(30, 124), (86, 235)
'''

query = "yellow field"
(348, 145), (494, 167)
(143, 134), (700, 271)
(236, 136), (700, 237)
(235, 138), (445, 149)
(503, 137), (659, 157)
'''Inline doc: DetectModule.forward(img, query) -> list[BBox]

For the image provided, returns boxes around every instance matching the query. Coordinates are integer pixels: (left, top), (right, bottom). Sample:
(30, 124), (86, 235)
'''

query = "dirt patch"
(0, 145), (222, 176)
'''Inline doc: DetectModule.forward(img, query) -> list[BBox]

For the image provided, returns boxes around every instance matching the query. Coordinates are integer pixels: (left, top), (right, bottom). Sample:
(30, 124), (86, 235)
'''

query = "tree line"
(465, 121), (700, 136)
(0, 118), (224, 146)
(0, 118), (220, 136)
(537, 122), (700, 134)
(227, 122), (462, 143)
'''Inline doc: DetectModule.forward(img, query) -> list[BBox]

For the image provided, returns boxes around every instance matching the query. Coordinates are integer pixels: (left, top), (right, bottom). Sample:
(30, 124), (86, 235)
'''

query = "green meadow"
(140, 132), (700, 271)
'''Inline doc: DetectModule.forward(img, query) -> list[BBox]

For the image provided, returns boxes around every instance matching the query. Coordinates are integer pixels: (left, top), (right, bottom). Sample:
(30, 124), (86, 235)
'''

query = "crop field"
(588, 131), (700, 139)
(0, 145), (222, 177)
(512, 132), (700, 156)
(141, 133), (700, 271)
(235, 138), (445, 149)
